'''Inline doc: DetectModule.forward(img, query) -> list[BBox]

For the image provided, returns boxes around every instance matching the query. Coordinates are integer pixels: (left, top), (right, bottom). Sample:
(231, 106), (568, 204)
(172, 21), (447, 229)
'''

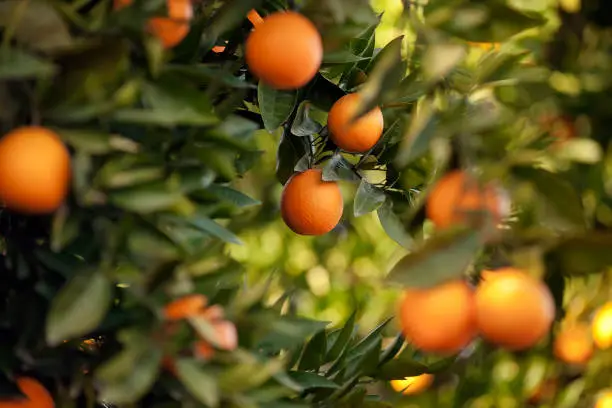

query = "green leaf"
(46, 271), (111, 346)
(183, 213), (243, 245)
(56, 129), (137, 155)
(322, 154), (360, 182)
(0, 48), (57, 79)
(291, 101), (323, 137)
(512, 167), (585, 230)
(545, 233), (612, 276)
(109, 184), (185, 214)
(258, 81), (298, 132)
(207, 185), (261, 208)
(256, 315), (329, 352)
(218, 357), (286, 393)
(176, 359), (220, 408)
(98, 346), (162, 404)
(287, 372), (340, 390)
(298, 330), (327, 371)
(276, 128), (311, 184)
(395, 98), (439, 167)
(326, 312), (357, 362)
(422, 43), (466, 83)
(375, 346), (428, 380)
(377, 200), (413, 249)
(0, 1), (72, 54)
(323, 49), (369, 64)
(386, 228), (482, 288)
(354, 179), (386, 217)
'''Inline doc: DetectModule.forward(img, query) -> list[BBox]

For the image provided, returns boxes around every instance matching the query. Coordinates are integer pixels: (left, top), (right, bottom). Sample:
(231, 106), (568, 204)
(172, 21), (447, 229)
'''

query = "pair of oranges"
(398, 268), (556, 354)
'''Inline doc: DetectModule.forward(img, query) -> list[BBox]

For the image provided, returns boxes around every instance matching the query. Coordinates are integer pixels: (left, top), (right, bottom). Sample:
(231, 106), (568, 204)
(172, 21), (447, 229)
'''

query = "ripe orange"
(475, 268), (555, 350)
(164, 294), (207, 320)
(0, 126), (71, 214)
(596, 390), (612, 408)
(398, 280), (477, 354)
(390, 373), (434, 395)
(247, 9), (264, 27)
(0, 377), (54, 408)
(553, 323), (594, 365)
(593, 302), (612, 350)
(245, 11), (322, 90)
(426, 170), (509, 232)
(327, 93), (384, 153)
(114, 0), (193, 49)
(280, 169), (343, 236)
(212, 45), (226, 53)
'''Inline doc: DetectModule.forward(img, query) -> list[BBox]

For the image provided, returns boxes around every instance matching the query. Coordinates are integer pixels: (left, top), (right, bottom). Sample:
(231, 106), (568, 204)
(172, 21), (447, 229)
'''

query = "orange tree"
(0, 0), (611, 407)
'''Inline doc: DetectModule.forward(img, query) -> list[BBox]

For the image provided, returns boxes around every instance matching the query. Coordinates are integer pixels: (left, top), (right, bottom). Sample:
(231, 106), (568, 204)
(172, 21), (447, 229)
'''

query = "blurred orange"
(593, 302), (612, 349)
(390, 374), (434, 395)
(553, 323), (594, 365)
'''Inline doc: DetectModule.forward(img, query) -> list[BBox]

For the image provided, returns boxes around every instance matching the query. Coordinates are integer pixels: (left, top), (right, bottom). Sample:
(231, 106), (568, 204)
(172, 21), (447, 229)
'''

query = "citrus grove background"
(0, 0), (612, 407)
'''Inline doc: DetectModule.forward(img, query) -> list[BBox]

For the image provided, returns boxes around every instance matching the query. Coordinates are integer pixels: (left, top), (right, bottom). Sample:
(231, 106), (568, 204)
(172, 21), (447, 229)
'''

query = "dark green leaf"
(259, 81), (298, 132)
(298, 330), (327, 371)
(183, 213), (243, 245)
(545, 233), (612, 276)
(377, 200), (413, 249)
(46, 270), (111, 346)
(326, 312), (357, 362)
(287, 372), (340, 390)
(354, 179), (386, 217)
(395, 98), (439, 168)
(322, 154), (360, 182)
(176, 359), (220, 408)
(276, 128), (311, 184)
(291, 101), (323, 137)
(109, 184), (185, 214)
(0, 48), (57, 79)
(207, 184), (261, 208)
(256, 316), (329, 352)
(386, 228), (482, 288)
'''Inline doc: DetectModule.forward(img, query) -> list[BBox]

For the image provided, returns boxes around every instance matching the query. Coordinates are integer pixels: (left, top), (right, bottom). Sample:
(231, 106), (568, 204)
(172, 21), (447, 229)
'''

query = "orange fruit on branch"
(592, 302), (612, 350)
(553, 323), (594, 365)
(0, 126), (71, 214)
(390, 373), (434, 395)
(475, 268), (555, 350)
(398, 280), (477, 354)
(280, 168), (343, 236)
(327, 93), (384, 153)
(114, 0), (193, 49)
(426, 170), (509, 233)
(164, 294), (207, 320)
(0, 377), (54, 408)
(245, 11), (323, 90)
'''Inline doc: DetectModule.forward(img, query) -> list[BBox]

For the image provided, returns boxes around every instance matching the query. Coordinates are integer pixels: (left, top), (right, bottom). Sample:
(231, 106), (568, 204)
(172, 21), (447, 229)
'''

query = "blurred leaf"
(323, 49), (369, 64)
(375, 348), (428, 380)
(207, 184), (261, 208)
(204, 0), (263, 40)
(298, 330), (327, 371)
(395, 98), (438, 168)
(386, 228), (482, 288)
(555, 379), (585, 408)
(46, 271), (111, 346)
(0, 48), (57, 79)
(545, 233), (612, 276)
(0, 1), (72, 54)
(291, 101), (323, 137)
(218, 356), (285, 393)
(477, 51), (530, 84)
(258, 81), (298, 132)
(377, 200), (413, 249)
(322, 154), (360, 182)
(176, 359), (220, 408)
(109, 184), (185, 214)
(288, 372), (340, 390)
(422, 43), (466, 83)
(354, 179), (386, 217)
(256, 316), (329, 352)
(182, 213), (243, 245)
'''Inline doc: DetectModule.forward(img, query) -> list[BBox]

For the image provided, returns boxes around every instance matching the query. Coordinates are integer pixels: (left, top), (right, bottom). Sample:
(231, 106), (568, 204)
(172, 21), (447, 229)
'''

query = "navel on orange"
(245, 11), (323, 90)
(327, 93), (384, 153)
(426, 170), (508, 232)
(0, 377), (54, 408)
(398, 280), (477, 354)
(0, 126), (71, 214)
(280, 169), (343, 236)
(475, 268), (555, 350)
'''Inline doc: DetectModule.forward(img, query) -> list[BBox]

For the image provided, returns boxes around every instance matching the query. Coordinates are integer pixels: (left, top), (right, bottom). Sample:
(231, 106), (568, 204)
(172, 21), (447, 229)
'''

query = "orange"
(327, 93), (384, 153)
(211, 45), (226, 53)
(426, 170), (509, 231)
(280, 169), (343, 235)
(245, 11), (322, 90)
(0, 127), (70, 214)
(247, 9), (264, 27)
(592, 302), (612, 350)
(553, 323), (594, 365)
(390, 374), (434, 396)
(475, 268), (555, 350)
(398, 280), (477, 354)
(596, 390), (612, 408)
(114, 0), (193, 49)
(0, 377), (54, 408)
(164, 294), (207, 320)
